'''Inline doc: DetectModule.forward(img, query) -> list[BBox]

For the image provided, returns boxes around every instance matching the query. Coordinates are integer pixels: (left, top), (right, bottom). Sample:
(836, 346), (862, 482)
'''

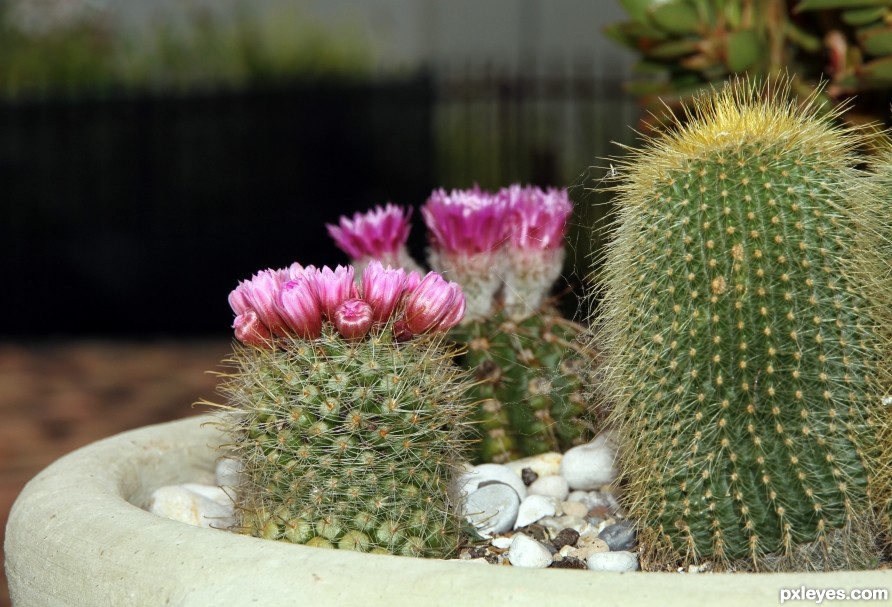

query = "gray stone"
(598, 520), (636, 551)
(559, 438), (618, 490)
(463, 482), (521, 537)
(459, 463), (527, 500)
(514, 494), (558, 529)
(586, 550), (639, 572)
(507, 533), (553, 568)
(528, 475), (569, 501)
(505, 451), (562, 479)
(148, 484), (235, 529)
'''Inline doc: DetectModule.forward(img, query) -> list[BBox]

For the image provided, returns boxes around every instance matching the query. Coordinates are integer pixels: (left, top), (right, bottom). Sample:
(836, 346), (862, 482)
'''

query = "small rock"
(491, 536), (514, 550)
(560, 438), (618, 490)
(551, 556), (587, 570)
(180, 483), (232, 506)
(505, 452), (562, 479)
(507, 534), (553, 568)
(586, 550), (639, 572)
(464, 482), (521, 536)
(599, 520), (636, 551)
(528, 475), (570, 501)
(215, 458), (243, 488)
(521, 467), (539, 486)
(561, 500), (589, 519)
(571, 537), (610, 560)
(514, 494), (558, 529)
(459, 464), (527, 500)
(552, 528), (580, 551)
(539, 515), (591, 536)
(148, 484), (235, 529)
(567, 490), (611, 510)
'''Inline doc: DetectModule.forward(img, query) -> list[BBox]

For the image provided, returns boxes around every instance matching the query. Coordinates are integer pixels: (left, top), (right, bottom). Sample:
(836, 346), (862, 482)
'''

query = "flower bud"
(310, 265), (358, 320)
(276, 278), (323, 339)
(403, 272), (465, 335)
(361, 261), (407, 323)
(233, 309), (272, 347)
(326, 204), (413, 261)
(333, 298), (374, 341)
(229, 269), (288, 336)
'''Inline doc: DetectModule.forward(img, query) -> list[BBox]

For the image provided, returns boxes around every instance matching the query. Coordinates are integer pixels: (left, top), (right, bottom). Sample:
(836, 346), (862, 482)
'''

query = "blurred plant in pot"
(328, 188), (605, 465)
(606, 0), (892, 128)
(219, 262), (474, 556)
(0, 0), (371, 97)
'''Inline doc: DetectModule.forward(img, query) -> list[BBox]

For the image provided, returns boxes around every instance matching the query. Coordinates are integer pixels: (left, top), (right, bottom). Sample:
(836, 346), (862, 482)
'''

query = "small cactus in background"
(219, 260), (474, 557)
(423, 186), (600, 463)
(592, 77), (889, 571)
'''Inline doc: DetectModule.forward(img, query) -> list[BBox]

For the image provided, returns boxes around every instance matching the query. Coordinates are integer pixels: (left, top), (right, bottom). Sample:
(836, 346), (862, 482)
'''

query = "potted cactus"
(6, 77), (892, 606)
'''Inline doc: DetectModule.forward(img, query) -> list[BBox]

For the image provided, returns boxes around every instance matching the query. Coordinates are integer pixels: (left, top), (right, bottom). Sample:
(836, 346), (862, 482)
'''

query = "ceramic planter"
(5, 415), (889, 606)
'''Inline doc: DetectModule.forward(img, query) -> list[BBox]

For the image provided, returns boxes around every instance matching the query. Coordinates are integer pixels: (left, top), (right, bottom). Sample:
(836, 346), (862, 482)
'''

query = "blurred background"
(3, 0), (892, 603)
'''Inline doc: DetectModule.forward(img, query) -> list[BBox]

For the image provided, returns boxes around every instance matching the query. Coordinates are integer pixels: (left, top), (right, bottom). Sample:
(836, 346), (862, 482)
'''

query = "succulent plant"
(219, 260), (474, 557)
(422, 186), (600, 463)
(607, 0), (892, 128)
(591, 77), (890, 571)
(327, 203), (424, 275)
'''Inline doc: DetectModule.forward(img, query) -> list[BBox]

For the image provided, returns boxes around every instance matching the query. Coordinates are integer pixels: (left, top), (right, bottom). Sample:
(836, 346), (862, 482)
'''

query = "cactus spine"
(593, 79), (888, 571)
(220, 263), (473, 557)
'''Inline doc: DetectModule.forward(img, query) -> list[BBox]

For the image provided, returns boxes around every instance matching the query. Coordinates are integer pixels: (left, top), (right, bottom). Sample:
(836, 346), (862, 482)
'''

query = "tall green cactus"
(593, 78), (889, 571)
(220, 262), (473, 557)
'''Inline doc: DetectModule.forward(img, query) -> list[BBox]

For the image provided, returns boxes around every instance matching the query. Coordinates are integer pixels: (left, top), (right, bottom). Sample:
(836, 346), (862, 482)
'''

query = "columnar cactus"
(423, 186), (599, 463)
(220, 261), (474, 557)
(593, 78), (889, 571)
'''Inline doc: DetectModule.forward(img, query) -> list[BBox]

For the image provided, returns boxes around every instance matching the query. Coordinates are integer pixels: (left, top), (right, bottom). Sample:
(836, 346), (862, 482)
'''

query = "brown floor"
(0, 339), (232, 607)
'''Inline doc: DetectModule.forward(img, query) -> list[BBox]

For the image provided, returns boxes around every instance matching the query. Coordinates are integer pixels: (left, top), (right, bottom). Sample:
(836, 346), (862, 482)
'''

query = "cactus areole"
(595, 79), (887, 570)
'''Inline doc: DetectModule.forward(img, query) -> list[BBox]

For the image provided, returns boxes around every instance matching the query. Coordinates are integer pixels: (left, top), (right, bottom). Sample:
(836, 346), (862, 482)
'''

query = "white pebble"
(215, 458), (243, 488)
(504, 452), (562, 478)
(561, 500), (589, 519)
(560, 438), (618, 491)
(586, 550), (639, 572)
(573, 537), (610, 560)
(491, 536), (514, 549)
(507, 534), (553, 568)
(148, 484), (235, 529)
(566, 490), (611, 510)
(528, 475), (570, 501)
(464, 482), (521, 537)
(514, 494), (558, 529)
(459, 464), (527, 500)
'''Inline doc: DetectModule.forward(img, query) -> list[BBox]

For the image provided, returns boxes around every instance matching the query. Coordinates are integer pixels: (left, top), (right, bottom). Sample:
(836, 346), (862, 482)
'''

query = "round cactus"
(220, 261), (474, 558)
(592, 78), (889, 571)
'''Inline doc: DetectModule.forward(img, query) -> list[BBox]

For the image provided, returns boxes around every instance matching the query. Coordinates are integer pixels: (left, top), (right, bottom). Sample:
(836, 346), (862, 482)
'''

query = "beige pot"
(5, 415), (890, 606)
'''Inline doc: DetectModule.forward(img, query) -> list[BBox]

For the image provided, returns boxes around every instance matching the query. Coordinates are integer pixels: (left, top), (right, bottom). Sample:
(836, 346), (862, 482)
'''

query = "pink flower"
(361, 261), (408, 323)
(326, 204), (413, 261)
(499, 185), (572, 250)
(403, 271), (466, 335)
(229, 269), (288, 336)
(276, 277), (323, 339)
(309, 265), (358, 320)
(233, 309), (272, 347)
(276, 262), (311, 282)
(333, 298), (374, 341)
(421, 187), (509, 255)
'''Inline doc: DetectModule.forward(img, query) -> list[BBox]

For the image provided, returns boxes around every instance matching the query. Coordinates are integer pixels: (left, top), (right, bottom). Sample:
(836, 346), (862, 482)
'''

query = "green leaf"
(647, 38), (701, 59)
(842, 6), (887, 25)
(648, 0), (703, 35)
(858, 26), (892, 55)
(620, 0), (659, 23)
(785, 21), (823, 52)
(726, 29), (762, 72)
(795, 0), (892, 12)
(858, 55), (892, 81)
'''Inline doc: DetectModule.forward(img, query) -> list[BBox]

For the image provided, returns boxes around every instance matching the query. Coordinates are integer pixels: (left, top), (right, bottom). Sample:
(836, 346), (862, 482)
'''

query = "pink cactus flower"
(500, 185), (572, 250)
(233, 309), (272, 347)
(403, 271), (465, 335)
(276, 277), (323, 339)
(333, 298), (374, 341)
(229, 269), (288, 336)
(309, 265), (358, 320)
(327, 204), (413, 261)
(421, 187), (509, 255)
(361, 261), (408, 323)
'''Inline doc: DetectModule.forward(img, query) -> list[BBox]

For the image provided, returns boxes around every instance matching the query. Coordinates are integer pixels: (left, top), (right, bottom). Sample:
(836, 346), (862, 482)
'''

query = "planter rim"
(5, 414), (890, 606)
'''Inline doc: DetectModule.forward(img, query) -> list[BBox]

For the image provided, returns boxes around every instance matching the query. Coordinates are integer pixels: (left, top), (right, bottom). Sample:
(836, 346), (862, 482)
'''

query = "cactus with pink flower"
(328, 186), (601, 463)
(220, 260), (473, 557)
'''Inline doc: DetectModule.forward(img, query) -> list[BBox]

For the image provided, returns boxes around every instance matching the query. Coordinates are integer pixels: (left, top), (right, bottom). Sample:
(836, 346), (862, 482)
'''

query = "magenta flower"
(309, 265), (358, 320)
(500, 185), (572, 250)
(361, 261), (408, 323)
(276, 277), (323, 339)
(403, 272), (465, 335)
(233, 309), (272, 347)
(327, 204), (413, 260)
(229, 269), (288, 337)
(333, 298), (374, 341)
(421, 187), (509, 255)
